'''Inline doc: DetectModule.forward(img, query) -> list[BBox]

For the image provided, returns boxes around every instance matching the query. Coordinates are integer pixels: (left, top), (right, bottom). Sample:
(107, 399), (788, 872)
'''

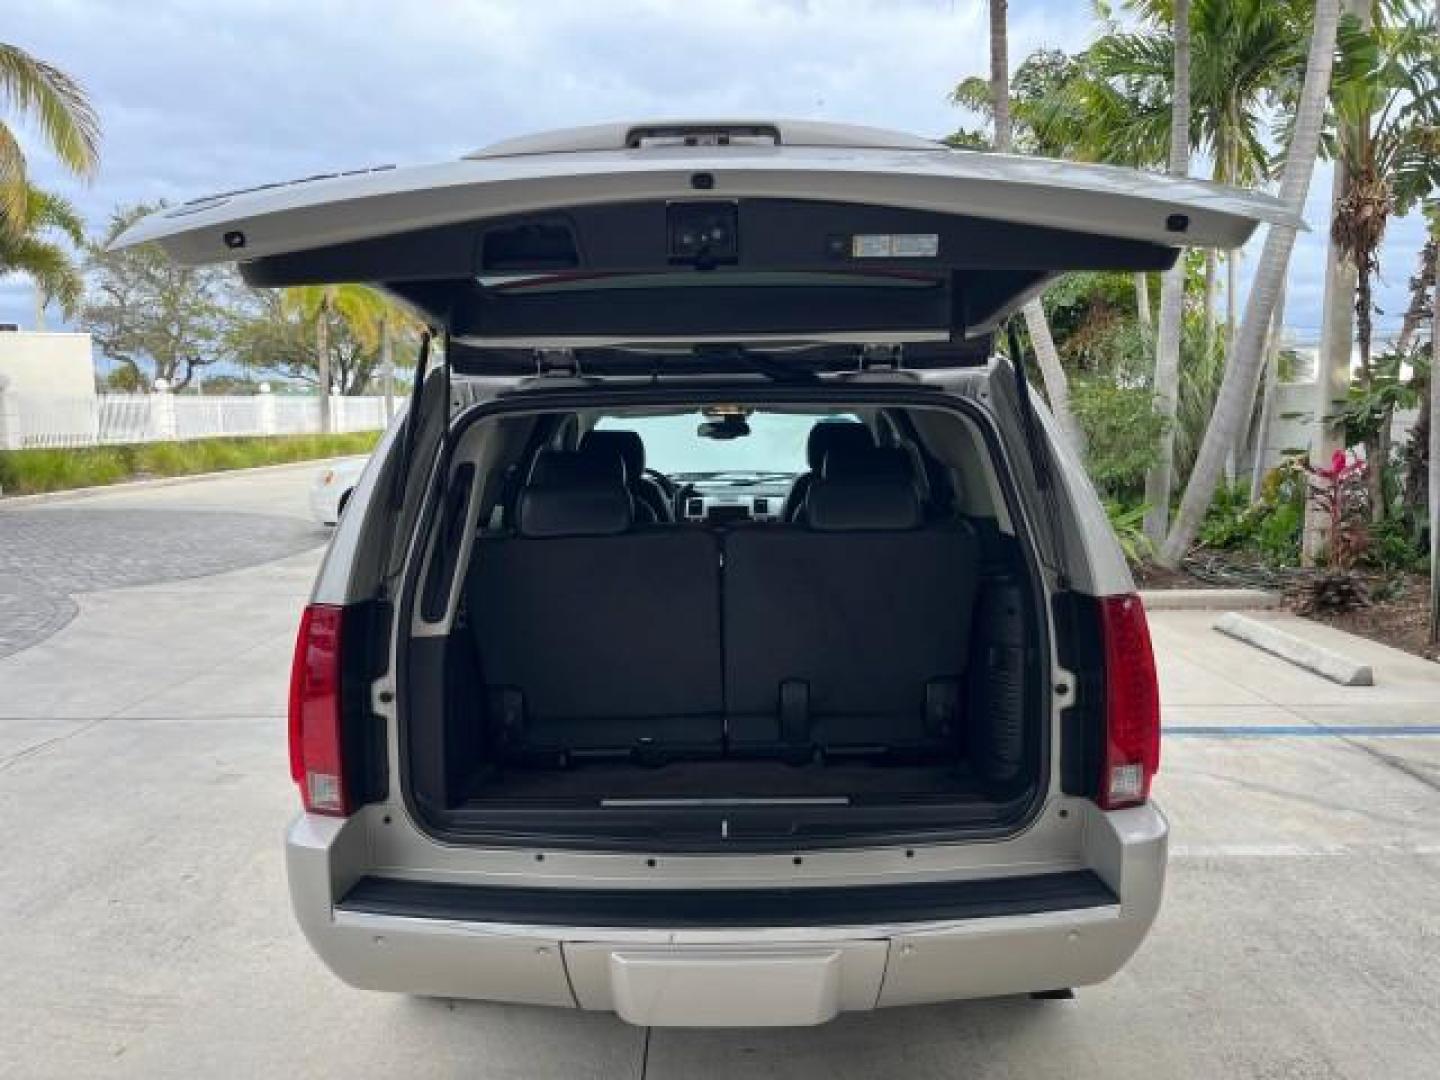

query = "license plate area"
(564, 941), (889, 1027)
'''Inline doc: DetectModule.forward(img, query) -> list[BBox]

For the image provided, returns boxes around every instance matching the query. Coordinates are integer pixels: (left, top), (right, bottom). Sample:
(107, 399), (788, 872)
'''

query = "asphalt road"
(1, 463), (1438, 1079)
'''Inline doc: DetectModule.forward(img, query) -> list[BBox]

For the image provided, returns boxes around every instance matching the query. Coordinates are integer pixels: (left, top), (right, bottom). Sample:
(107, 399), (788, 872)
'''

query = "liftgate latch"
(533, 348), (580, 378)
(858, 343), (902, 371)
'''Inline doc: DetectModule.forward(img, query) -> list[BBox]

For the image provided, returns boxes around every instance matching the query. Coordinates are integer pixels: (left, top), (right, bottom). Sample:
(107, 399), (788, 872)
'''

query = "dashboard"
(677, 477), (795, 524)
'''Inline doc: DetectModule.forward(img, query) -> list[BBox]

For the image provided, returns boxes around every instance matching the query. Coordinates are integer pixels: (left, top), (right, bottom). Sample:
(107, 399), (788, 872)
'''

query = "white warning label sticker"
(851, 233), (939, 257)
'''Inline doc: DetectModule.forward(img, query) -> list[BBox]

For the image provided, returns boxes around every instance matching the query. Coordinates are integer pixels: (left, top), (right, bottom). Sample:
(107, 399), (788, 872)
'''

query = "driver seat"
(581, 429), (674, 524)
(781, 420), (876, 523)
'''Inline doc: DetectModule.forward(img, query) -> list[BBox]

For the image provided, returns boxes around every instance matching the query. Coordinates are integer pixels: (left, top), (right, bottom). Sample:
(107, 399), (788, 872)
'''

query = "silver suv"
(121, 120), (1290, 1027)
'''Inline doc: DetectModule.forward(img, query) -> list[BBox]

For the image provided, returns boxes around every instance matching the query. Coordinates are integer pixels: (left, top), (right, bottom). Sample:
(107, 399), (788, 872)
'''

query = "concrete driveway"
(2, 465), (1438, 1079)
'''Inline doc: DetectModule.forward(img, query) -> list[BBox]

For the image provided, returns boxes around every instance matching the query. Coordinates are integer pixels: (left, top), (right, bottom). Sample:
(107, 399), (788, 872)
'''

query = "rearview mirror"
(697, 417), (751, 440)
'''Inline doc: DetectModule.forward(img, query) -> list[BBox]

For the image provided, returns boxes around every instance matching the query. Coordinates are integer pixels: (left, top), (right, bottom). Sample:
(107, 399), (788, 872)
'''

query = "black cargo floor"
(460, 758), (984, 805)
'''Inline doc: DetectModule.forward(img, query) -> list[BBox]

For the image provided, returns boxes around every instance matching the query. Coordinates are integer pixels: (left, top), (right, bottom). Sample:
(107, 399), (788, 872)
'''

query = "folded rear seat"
(723, 448), (980, 758)
(469, 452), (723, 762)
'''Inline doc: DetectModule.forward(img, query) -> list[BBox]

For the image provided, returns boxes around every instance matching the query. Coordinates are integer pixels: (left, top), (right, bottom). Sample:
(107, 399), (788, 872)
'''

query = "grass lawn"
(0, 431), (381, 497)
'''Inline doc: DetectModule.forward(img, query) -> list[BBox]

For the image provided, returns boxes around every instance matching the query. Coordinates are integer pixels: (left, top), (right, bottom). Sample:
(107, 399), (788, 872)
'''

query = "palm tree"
(377, 299), (427, 420)
(1052, 1), (1307, 340)
(989, 1), (1011, 157)
(1430, 0), (1439, 647)
(1322, 6), (1440, 523)
(0, 184), (84, 320)
(1142, 0), (1191, 544)
(282, 285), (384, 432)
(1248, 275), (1289, 500)
(1, 43), (100, 230)
(985, 0), (1083, 453)
(1032, 0), (1309, 506)
(1160, 0), (1344, 567)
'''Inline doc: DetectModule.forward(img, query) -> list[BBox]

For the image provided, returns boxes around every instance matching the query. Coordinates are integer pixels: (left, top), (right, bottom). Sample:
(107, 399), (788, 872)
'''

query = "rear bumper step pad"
(337, 870), (1116, 929)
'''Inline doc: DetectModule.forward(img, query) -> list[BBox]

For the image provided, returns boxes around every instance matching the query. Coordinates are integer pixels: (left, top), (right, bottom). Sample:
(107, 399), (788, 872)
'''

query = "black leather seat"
(580, 429), (674, 524)
(469, 451), (723, 760)
(724, 447), (980, 756)
(780, 420), (876, 523)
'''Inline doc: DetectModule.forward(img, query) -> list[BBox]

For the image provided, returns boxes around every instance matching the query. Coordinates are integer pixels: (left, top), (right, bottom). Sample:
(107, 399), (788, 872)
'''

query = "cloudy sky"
(3, 0), (1429, 351)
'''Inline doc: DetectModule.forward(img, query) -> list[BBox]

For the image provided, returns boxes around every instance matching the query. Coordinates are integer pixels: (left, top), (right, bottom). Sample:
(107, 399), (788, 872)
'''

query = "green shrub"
(1103, 499), (1153, 564)
(1197, 462), (1305, 566)
(1071, 378), (1164, 502)
(1363, 515), (1425, 572)
(0, 431), (380, 496)
(1197, 480), (1256, 549)
(1254, 498), (1304, 565)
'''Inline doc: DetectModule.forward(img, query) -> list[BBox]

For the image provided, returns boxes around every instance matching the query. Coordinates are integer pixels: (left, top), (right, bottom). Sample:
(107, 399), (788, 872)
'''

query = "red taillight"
(288, 604), (350, 816)
(1097, 593), (1160, 810)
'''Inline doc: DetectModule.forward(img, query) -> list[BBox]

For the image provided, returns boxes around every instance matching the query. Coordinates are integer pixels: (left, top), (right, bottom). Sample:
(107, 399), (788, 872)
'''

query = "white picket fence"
(1, 389), (390, 450)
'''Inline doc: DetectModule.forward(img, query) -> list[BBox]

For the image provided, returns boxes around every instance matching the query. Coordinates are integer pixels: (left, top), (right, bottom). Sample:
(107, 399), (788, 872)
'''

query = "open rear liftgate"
(123, 122), (1276, 1021)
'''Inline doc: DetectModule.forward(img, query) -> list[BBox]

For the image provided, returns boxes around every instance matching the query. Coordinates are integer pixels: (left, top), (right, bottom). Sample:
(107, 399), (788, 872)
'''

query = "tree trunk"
(317, 297), (333, 435)
(1428, 250), (1440, 648)
(1022, 298), (1082, 450)
(1396, 238), (1436, 354)
(989, 0), (1011, 153)
(1303, 170), (1359, 560)
(1357, 255), (1389, 522)
(1249, 276), (1288, 502)
(1370, 412), (1392, 521)
(1224, 250), (1244, 482)
(1135, 273), (1152, 331)
(1203, 249), (1218, 357)
(1399, 237), (1435, 532)
(1226, 249), (1239, 357)
(1304, 0), (1371, 561)
(1142, 0), (1191, 545)
(1159, 0), (1342, 567)
(988, 0), (1080, 453)
(1430, 293), (1438, 641)
(382, 318), (396, 421)
(1430, 0), (1439, 647)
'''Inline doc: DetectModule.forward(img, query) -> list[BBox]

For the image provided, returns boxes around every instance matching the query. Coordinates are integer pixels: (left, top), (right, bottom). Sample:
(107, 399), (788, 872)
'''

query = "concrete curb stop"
(1213, 612), (1375, 687)
(1141, 588), (1281, 611)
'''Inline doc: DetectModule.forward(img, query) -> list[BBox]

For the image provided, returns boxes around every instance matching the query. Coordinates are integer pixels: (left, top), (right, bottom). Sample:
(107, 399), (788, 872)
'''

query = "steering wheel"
(646, 467), (679, 500)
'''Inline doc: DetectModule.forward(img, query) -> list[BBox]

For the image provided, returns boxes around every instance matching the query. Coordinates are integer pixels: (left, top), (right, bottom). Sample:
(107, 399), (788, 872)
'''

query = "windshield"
(596, 412), (857, 478)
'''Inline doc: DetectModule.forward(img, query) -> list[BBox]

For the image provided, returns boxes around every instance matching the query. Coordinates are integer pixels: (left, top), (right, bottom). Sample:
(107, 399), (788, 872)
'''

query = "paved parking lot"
(2, 464), (1438, 1079)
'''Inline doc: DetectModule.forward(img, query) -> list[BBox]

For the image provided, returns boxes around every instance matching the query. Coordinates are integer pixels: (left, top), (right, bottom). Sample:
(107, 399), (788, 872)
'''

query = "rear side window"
(421, 463), (474, 621)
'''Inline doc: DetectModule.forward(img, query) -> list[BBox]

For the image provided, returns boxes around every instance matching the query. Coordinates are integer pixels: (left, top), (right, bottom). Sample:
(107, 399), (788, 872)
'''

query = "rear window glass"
(596, 412), (858, 478)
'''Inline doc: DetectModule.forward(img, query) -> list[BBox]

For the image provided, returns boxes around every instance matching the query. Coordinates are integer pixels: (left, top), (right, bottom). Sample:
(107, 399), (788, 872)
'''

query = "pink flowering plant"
(1302, 450), (1370, 569)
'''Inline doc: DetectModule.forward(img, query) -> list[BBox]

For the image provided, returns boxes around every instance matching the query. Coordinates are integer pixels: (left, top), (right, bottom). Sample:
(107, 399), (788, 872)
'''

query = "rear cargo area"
(402, 396), (1048, 848)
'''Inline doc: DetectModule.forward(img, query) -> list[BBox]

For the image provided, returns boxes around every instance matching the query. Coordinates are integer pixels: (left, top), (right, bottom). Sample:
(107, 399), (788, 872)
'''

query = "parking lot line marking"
(1163, 724), (1440, 737)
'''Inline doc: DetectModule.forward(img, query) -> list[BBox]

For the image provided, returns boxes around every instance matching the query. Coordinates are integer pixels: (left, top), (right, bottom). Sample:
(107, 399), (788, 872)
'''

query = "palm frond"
(0, 43), (101, 178)
(0, 121), (26, 230)
(24, 186), (83, 245)
(282, 283), (386, 351)
(948, 76), (993, 116)
(0, 233), (82, 314)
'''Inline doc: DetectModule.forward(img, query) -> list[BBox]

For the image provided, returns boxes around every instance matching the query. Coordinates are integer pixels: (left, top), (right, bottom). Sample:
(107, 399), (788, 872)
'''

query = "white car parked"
(308, 458), (367, 526)
(120, 119), (1292, 1027)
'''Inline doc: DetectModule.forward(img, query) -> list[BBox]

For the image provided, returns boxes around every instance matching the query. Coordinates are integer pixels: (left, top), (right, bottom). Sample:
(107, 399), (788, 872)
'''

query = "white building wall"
(0, 331), (95, 398)
(0, 332), (97, 447)
(1249, 380), (1419, 477)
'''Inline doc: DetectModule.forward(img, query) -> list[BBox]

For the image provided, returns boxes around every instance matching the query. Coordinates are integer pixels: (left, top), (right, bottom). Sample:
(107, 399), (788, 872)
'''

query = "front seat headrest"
(580, 429), (645, 483)
(808, 447), (922, 531)
(806, 421), (874, 471)
(518, 451), (633, 538)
